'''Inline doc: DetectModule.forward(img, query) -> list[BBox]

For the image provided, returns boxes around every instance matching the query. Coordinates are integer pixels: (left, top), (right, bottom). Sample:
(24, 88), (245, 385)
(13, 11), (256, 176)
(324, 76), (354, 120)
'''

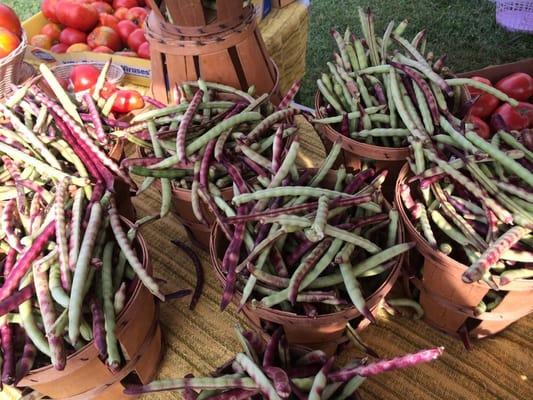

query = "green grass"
(8, 0), (533, 106)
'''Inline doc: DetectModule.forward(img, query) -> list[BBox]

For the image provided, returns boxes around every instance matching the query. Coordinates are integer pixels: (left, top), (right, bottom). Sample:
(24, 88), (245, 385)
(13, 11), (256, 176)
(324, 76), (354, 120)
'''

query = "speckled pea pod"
(500, 269), (533, 285)
(330, 347), (444, 381)
(90, 298), (107, 360)
(33, 260), (66, 370)
(220, 212), (246, 311)
(54, 178), (71, 291)
(124, 376), (259, 395)
(463, 226), (531, 283)
(246, 109), (299, 145)
(340, 257), (375, 322)
(234, 353), (281, 400)
(305, 196), (329, 242)
(82, 93), (107, 146)
(1, 199), (23, 253)
(14, 336), (36, 384)
(177, 89), (204, 162)
(278, 81), (302, 110)
(101, 242), (121, 371)
(446, 78), (518, 106)
(308, 356), (335, 400)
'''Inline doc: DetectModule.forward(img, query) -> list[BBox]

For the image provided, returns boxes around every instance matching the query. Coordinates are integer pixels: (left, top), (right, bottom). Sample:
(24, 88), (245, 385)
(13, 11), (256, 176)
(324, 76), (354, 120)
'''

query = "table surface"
(130, 119), (532, 400)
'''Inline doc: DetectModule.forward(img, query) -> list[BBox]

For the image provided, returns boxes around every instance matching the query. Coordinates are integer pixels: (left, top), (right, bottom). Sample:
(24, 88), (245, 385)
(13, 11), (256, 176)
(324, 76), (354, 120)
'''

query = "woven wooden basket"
(145, 0), (279, 104)
(0, 31), (28, 99)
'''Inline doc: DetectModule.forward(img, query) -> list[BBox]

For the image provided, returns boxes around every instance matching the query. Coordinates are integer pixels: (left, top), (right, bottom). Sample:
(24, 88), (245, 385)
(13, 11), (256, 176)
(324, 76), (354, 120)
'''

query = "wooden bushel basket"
(17, 218), (163, 399)
(314, 91), (410, 201)
(210, 170), (406, 355)
(145, 0), (280, 104)
(395, 163), (533, 340)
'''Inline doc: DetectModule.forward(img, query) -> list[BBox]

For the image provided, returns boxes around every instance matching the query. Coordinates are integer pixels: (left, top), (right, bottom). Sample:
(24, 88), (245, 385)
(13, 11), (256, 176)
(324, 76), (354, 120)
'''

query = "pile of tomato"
(67, 63), (145, 113)
(467, 72), (533, 139)
(0, 4), (23, 59)
(32, 0), (150, 58)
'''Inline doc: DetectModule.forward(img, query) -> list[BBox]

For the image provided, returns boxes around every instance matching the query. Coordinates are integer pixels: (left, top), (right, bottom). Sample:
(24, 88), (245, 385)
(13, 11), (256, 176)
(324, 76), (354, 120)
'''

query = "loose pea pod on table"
(124, 328), (443, 399)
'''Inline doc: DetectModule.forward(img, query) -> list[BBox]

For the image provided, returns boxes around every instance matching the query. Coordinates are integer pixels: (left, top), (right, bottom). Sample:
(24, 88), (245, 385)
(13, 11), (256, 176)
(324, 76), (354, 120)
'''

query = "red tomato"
(92, 1), (114, 14)
(56, 1), (99, 32)
(67, 43), (91, 52)
(30, 34), (53, 50)
(59, 27), (87, 46)
(468, 115), (492, 139)
(92, 45), (113, 53)
(136, 40), (149, 59)
(69, 64), (100, 92)
(113, 0), (139, 9)
(87, 26), (122, 51)
(491, 103), (529, 131)
(125, 7), (147, 25)
(114, 7), (129, 20)
(467, 76), (500, 118)
(116, 19), (137, 42)
(94, 81), (117, 99)
(126, 28), (146, 52)
(99, 14), (119, 31)
(0, 4), (22, 37)
(495, 72), (533, 101)
(516, 102), (533, 127)
(0, 27), (21, 58)
(50, 42), (69, 53)
(42, 0), (60, 24)
(40, 23), (62, 42)
(112, 90), (144, 113)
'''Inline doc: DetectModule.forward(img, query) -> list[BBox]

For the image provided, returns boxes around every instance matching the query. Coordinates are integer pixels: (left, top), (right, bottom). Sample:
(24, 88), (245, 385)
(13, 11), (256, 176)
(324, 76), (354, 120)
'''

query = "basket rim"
(0, 30), (28, 67)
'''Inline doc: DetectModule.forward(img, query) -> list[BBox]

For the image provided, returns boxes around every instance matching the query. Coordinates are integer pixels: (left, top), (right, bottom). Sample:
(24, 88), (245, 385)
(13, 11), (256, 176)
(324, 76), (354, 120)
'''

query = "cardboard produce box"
(22, 12), (151, 87)
(458, 58), (533, 80)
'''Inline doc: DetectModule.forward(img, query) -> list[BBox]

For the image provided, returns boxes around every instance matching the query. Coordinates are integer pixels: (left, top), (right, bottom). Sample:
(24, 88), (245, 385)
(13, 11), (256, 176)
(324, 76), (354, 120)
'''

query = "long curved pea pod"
(108, 198), (164, 301)
(68, 202), (103, 344)
(246, 109), (300, 145)
(54, 178), (71, 291)
(68, 189), (84, 272)
(235, 353), (281, 400)
(263, 328), (283, 367)
(1, 199), (23, 252)
(387, 298), (424, 319)
(14, 336), (37, 384)
(318, 78), (344, 114)
(220, 219), (246, 311)
(387, 210), (399, 248)
(233, 187), (355, 206)
(351, 128), (410, 138)
(312, 106), (385, 124)
(329, 347), (444, 382)
(124, 376), (259, 395)
(101, 242), (121, 371)
(308, 356), (335, 400)
(417, 203), (437, 249)
(430, 209), (470, 246)
(288, 238), (332, 305)
(176, 89), (203, 162)
(496, 181), (533, 203)
(262, 366), (291, 399)
(147, 121), (171, 218)
(498, 130), (533, 163)
(33, 260), (66, 370)
(0, 285), (35, 317)
(336, 376), (366, 400)
(439, 117), (480, 154)
(463, 226), (531, 283)
(236, 229), (286, 273)
(305, 196), (329, 242)
(446, 78), (519, 106)
(465, 130), (533, 187)
(340, 261), (375, 323)
(234, 325), (259, 364)
(331, 29), (351, 71)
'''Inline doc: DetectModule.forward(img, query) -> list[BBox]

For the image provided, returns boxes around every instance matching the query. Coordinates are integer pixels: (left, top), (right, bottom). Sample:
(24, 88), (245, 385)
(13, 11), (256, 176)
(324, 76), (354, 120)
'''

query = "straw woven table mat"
(259, 1), (309, 94)
(135, 119), (532, 400)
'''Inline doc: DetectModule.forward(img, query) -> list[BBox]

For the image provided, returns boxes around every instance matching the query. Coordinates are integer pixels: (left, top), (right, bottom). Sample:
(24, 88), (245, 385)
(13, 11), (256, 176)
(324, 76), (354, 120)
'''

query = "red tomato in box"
(127, 28), (146, 52)
(30, 34), (53, 50)
(50, 42), (69, 53)
(87, 26), (122, 51)
(113, 0), (139, 9)
(42, 0), (60, 24)
(69, 64), (100, 92)
(112, 89), (144, 113)
(491, 103), (529, 131)
(125, 7), (147, 26)
(467, 76), (500, 118)
(59, 27), (87, 46)
(468, 115), (492, 139)
(116, 20), (137, 43)
(92, 1), (114, 14)
(56, 1), (99, 32)
(0, 4), (22, 37)
(99, 14), (119, 31)
(136, 41), (149, 59)
(41, 23), (62, 42)
(114, 7), (129, 20)
(93, 45), (113, 53)
(495, 72), (533, 101)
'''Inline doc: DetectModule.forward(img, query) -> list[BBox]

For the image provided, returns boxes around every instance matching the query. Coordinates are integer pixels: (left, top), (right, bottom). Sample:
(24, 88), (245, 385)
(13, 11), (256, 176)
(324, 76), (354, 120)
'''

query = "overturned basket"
(145, 0), (280, 104)
(0, 31), (28, 99)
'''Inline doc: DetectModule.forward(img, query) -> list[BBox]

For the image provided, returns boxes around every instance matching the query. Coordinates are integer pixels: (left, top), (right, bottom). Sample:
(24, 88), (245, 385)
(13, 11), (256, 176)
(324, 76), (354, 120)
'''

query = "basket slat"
(199, 50), (242, 89)
(166, 0), (206, 26)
